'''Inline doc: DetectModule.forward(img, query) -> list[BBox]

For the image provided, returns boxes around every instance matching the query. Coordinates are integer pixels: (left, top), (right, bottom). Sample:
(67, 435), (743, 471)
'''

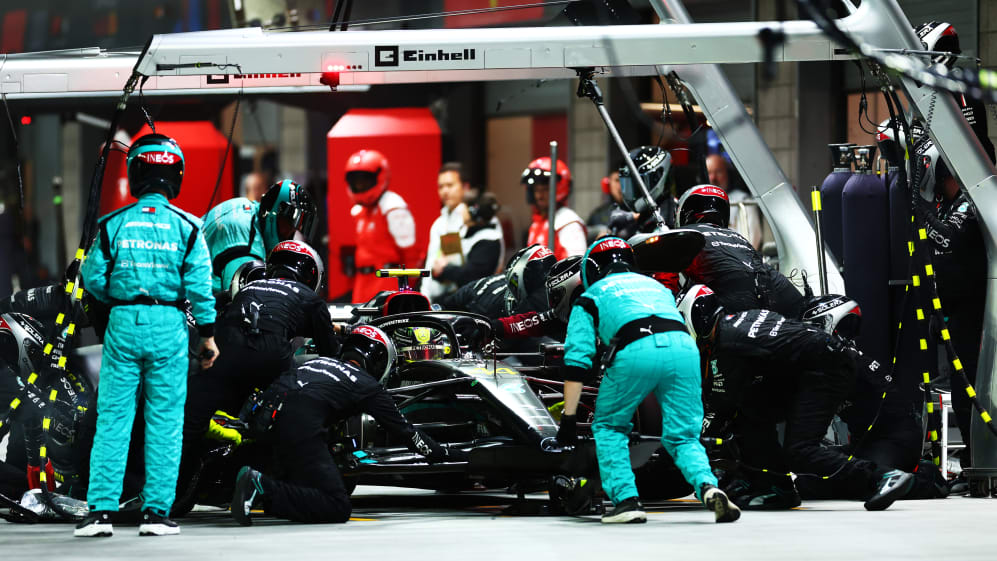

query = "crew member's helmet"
(392, 326), (450, 362)
(581, 237), (635, 289)
(618, 146), (671, 214)
(467, 192), (499, 225)
(915, 21), (961, 68)
(229, 260), (266, 299)
(675, 284), (722, 341)
(912, 137), (949, 201)
(265, 240), (325, 292)
(546, 256), (583, 323)
(676, 184), (730, 228)
(341, 325), (397, 381)
(126, 134), (184, 199)
(800, 294), (862, 341)
(0, 313), (45, 378)
(521, 157), (572, 207)
(258, 179), (318, 252)
(504, 244), (556, 315)
(345, 149), (391, 207)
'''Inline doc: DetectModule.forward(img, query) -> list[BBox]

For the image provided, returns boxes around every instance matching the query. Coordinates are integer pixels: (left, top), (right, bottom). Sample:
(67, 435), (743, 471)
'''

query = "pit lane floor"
(3, 487), (995, 560)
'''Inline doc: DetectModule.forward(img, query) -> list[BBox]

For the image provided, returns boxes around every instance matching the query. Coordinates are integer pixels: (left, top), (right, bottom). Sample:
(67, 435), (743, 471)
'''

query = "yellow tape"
(867, 424), (874, 431)
(916, 309), (924, 321)
(892, 357), (897, 364)
(42, 417), (51, 430)
(58, 356), (67, 368)
(919, 339), (927, 351)
(930, 430), (938, 441)
(27, 373), (37, 385)
(912, 275), (921, 287)
(954, 358), (963, 372)
(65, 281), (74, 294)
(67, 323), (76, 335)
(39, 472), (47, 483)
(983, 412), (993, 423)
(934, 457), (941, 466)
(933, 298), (941, 310)
(56, 313), (65, 325)
(927, 402), (934, 413)
(11, 398), (20, 409)
(715, 438), (723, 445)
(48, 389), (57, 402)
(925, 264), (934, 276)
(75, 287), (84, 300)
(918, 229), (927, 240)
(941, 329), (950, 341)
(44, 344), (53, 355)
(811, 191), (822, 211)
(967, 386), (976, 398)
(75, 248), (85, 260)
(898, 322), (903, 331)
(39, 446), (47, 458)
(923, 372), (931, 384)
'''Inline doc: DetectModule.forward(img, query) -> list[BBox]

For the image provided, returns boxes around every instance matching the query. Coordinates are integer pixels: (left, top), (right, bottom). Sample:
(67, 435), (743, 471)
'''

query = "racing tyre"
(968, 477), (990, 498)
(635, 455), (692, 500)
(344, 478), (357, 497)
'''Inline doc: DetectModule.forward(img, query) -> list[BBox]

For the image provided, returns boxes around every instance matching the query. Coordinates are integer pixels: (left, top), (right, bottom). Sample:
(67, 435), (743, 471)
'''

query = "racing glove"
(557, 414), (578, 446)
(493, 308), (559, 339)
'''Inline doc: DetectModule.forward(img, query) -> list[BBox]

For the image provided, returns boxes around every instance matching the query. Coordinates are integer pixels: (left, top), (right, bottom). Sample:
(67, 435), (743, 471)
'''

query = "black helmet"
(915, 21), (961, 68)
(675, 284), (721, 341)
(546, 256), (584, 323)
(0, 312), (45, 378)
(677, 184), (730, 228)
(467, 192), (499, 225)
(618, 146), (671, 213)
(229, 259), (266, 299)
(265, 240), (325, 292)
(126, 134), (185, 199)
(582, 237), (635, 289)
(504, 244), (556, 315)
(340, 325), (397, 381)
(912, 137), (950, 201)
(258, 180), (318, 251)
(800, 294), (862, 341)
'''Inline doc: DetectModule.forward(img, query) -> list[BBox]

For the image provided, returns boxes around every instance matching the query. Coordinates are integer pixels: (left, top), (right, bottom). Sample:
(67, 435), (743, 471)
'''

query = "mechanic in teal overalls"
(556, 237), (740, 524)
(76, 134), (218, 537)
(201, 179), (317, 297)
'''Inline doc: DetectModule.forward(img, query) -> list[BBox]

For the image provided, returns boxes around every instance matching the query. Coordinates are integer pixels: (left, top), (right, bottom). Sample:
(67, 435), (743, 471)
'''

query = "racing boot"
(864, 469), (915, 511)
(701, 484), (741, 523)
(139, 509), (180, 536)
(74, 510), (113, 537)
(601, 496), (647, 524)
(725, 478), (801, 510)
(232, 466), (265, 526)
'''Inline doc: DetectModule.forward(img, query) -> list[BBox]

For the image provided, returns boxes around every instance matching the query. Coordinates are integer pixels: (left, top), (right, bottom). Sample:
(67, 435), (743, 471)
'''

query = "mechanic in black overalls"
(177, 240), (340, 504)
(677, 286), (914, 512)
(230, 326), (465, 524)
(676, 185), (803, 318)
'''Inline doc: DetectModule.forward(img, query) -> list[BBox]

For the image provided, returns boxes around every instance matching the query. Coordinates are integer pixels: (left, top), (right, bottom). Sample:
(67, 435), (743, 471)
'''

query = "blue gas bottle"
(819, 143), (855, 265)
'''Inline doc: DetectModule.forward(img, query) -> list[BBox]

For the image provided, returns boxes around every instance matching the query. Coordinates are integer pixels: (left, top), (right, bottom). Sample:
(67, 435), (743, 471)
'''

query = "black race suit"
(704, 308), (889, 499)
(437, 273), (506, 317)
(178, 278), (339, 500)
(256, 357), (449, 523)
(682, 224), (803, 318)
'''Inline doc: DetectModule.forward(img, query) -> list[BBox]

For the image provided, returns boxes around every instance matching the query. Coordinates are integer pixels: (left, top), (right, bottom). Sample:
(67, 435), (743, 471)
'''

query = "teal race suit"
(201, 197), (266, 295)
(563, 271), (717, 503)
(81, 192), (215, 514)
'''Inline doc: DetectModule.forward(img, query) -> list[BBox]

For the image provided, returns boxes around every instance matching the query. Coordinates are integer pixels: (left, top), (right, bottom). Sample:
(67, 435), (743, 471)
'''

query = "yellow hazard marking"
(56, 313), (65, 325)
(927, 402), (934, 413)
(867, 424), (874, 431)
(49, 389), (57, 402)
(42, 417), (51, 430)
(908, 241), (914, 255)
(39, 472), (47, 482)
(11, 398), (20, 409)
(27, 373), (37, 385)
(967, 387), (976, 398)
(930, 430), (938, 441)
(912, 275), (921, 287)
(811, 191), (822, 211)
(40, 446), (47, 458)
(916, 309), (924, 321)
(941, 329), (950, 341)
(953, 358), (963, 372)
(934, 457), (941, 465)
(919, 229), (927, 240)
(58, 356), (67, 368)
(920, 339), (927, 350)
(75, 288), (84, 300)
(983, 412), (993, 423)
(715, 438), (723, 445)
(925, 264), (934, 276)
(898, 322), (903, 331)
(348, 517), (377, 522)
(933, 298), (941, 309)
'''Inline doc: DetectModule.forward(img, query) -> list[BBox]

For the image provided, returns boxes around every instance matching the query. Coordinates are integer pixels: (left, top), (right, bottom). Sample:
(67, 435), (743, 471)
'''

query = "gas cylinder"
(819, 143), (855, 265)
(842, 144), (890, 363)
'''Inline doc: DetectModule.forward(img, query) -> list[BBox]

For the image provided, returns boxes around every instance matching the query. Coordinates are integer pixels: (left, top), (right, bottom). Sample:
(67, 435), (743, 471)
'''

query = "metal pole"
(548, 141), (558, 254)
(810, 186), (829, 295)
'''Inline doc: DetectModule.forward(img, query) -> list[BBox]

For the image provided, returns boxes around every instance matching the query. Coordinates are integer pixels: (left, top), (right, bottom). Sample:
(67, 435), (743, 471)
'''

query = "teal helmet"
(258, 179), (318, 252)
(581, 237), (636, 289)
(126, 134), (185, 199)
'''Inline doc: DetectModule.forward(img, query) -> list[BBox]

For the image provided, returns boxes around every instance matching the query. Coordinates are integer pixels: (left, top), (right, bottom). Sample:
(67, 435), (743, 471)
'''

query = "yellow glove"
(206, 410), (243, 445)
(547, 401), (565, 423)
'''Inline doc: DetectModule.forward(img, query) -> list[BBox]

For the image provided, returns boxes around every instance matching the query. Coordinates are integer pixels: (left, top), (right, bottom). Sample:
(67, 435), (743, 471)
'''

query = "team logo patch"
(693, 185), (729, 200)
(529, 246), (554, 260)
(142, 206), (156, 214)
(593, 238), (629, 253)
(352, 325), (387, 345)
(136, 151), (179, 165)
(413, 327), (432, 344)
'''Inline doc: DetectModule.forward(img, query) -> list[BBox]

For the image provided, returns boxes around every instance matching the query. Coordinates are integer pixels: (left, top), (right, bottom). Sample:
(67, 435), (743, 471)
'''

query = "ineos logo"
(375, 46), (399, 67)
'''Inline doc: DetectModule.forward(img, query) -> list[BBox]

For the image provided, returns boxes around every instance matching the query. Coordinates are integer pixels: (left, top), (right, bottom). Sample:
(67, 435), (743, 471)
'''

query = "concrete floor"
(3, 487), (995, 560)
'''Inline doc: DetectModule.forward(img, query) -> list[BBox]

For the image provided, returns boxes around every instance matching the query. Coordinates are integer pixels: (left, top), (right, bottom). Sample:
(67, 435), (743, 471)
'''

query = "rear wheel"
(635, 454), (693, 500)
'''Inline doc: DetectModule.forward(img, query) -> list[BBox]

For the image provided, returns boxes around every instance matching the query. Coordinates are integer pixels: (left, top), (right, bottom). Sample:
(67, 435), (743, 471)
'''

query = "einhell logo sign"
(375, 45), (477, 67)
